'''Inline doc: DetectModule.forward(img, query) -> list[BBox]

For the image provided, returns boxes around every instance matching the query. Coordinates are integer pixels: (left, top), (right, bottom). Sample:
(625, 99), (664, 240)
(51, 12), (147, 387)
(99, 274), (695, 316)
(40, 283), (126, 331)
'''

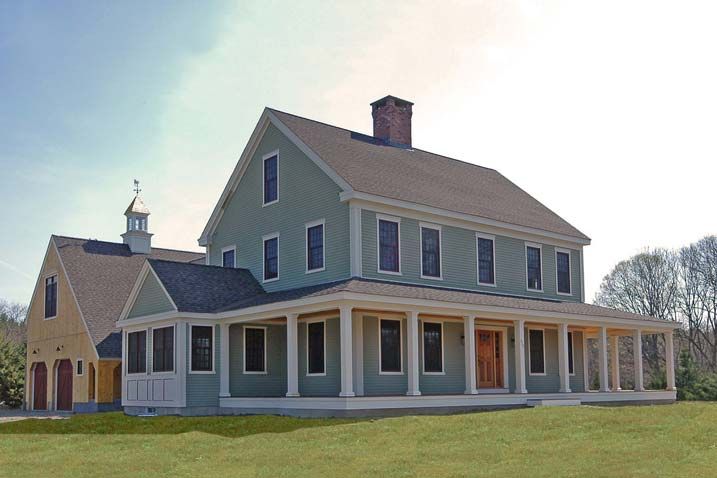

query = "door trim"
(475, 324), (509, 389)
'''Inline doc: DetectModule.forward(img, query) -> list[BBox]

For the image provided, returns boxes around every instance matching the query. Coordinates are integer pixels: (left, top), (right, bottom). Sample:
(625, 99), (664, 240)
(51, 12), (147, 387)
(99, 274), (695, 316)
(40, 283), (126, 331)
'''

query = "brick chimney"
(371, 95), (413, 147)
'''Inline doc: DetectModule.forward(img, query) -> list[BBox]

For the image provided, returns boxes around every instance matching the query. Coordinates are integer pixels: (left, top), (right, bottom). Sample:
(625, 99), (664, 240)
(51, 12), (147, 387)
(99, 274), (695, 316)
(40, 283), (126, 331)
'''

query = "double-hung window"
(476, 234), (495, 285)
(244, 326), (266, 373)
(191, 325), (214, 373)
(526, 244), (543, 291)
(306, 220), (325, 273)
(567, 331), (575, 375)
(263, 234), (279, 281)
(263, 152), (278, 205)
(44, 275), (58, 319)
(556, 249), (572, 295)
(420, 224), (441, 279)
(307, 321), (325, 375)
(379, 319), (402, 373)
(127, 330), (146, 374)
(152, 326), (174, 373)
(423, 322), (443, 373)
(528, 329), (545, 375)
(378, 216), (400, 274)
(222, 246), (236, 268)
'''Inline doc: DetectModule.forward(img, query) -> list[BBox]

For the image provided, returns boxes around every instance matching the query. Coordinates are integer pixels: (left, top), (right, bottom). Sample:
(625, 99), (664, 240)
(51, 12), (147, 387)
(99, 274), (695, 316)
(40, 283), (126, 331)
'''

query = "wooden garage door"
(56, 359), (73, 411)
(32, 362), (47, 410)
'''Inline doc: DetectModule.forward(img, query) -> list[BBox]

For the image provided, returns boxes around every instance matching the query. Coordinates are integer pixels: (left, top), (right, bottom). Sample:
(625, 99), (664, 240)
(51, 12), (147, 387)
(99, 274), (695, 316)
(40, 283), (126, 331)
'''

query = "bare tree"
(0, 299), (28, 345)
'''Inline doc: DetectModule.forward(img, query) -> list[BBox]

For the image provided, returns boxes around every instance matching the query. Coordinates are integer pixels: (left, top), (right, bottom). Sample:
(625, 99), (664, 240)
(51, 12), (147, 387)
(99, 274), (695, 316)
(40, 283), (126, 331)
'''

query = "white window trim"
(126, 329), (148, 376)
(262, 150), (279, 207)
(419, 222), (443, 280)
(44, 272), (58, 320)
(568, 331), (576, 376)
(305, 219), (326, 274)
(421, 320), (445, 375)
(151, 325), (176, 375)
(189, 324), (216, 374)
(305, 318), (327, 376)
(76, 358), (84, 377)
(378, 318), (404, 375)
(243, 325), (268, 374)
(525, 242), (544, 293)
(555, 248), (573, 296)
(376, 214), (402, 275)
(475, 233), (497, 287)
(262, 233), (280, 283)
(528, 327), (547, 376)
(221, 245), (237, 268)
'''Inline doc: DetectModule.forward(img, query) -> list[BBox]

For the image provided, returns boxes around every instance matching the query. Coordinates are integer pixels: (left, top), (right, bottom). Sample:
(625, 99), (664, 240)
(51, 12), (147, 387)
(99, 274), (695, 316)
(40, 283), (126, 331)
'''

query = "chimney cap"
(370, 95), (414, 108)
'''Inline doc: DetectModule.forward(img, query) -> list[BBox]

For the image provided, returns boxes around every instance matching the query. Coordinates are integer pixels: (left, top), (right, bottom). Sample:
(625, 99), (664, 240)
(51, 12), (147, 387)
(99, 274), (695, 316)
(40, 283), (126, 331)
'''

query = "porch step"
(526, 399), (582, 408)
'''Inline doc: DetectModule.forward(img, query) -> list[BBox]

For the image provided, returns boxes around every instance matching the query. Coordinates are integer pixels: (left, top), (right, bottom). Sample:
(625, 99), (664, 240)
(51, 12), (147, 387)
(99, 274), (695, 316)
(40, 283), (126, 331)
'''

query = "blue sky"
(2, 1), (716, 304)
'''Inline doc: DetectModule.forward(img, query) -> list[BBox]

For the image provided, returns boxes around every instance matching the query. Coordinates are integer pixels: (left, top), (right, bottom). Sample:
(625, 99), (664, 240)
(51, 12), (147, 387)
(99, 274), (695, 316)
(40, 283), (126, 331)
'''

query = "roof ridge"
(148, 258), (247, 271)
(52, 234), (202, 256)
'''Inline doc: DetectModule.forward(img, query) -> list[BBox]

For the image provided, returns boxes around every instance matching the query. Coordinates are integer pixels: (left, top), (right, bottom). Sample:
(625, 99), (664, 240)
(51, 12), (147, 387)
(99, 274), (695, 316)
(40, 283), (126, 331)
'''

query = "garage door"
(32, 362), (47, 410)
(56, 359), (73, 411)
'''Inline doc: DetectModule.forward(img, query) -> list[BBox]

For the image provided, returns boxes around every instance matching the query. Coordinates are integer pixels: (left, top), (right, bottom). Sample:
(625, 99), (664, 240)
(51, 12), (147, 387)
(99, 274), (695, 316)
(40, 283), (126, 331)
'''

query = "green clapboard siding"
(361, 210), (583, 302)
(418, 320), (465, 394)
(362, 316), (408, 396)
(127, 272), (174, 319)
(186, 324), (220, 407)
(229, 323), (287, 397)
(298, 318), (341, 396)
(210, 123), (351, 292)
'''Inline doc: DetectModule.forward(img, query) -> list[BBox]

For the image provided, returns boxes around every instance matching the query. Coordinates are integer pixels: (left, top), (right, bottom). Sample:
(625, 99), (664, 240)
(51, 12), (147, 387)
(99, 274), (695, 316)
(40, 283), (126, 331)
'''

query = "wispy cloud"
(0, 258), (34, 281)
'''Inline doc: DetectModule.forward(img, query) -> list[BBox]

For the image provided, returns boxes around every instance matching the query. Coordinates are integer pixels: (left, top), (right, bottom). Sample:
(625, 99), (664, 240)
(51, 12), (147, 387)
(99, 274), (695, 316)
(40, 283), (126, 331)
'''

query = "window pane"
(308, 322), (325, 374)
(567, 331), (574, 374)
(264, 155), (278, 203)
(477, 238), (495, 284)
(380, 319), (401, 372)
(153, 327), (174, 373)
(378, 220), (399, 272)
(77, 360), (83, 376)
(45, 276), (57, 318)
(264, 237), (278, 280)
(128, 331), (146, 374)
(245, 328), (265, 372)
(421, 228), (440, 277)
(307, 224), (324, 271)
(423, 322), (442, 372)
(527, 246), (542, 290)
(529, 329), (545, 374)
(222, 249), (235, 268)
(557, 251), (571, 294)
(191, 326), (213, 372)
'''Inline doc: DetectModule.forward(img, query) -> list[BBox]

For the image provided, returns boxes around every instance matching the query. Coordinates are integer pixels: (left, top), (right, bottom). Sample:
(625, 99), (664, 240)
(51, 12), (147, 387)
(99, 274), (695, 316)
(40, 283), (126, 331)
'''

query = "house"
(25, 195), (203, 412)
(118, 96), (678, 416)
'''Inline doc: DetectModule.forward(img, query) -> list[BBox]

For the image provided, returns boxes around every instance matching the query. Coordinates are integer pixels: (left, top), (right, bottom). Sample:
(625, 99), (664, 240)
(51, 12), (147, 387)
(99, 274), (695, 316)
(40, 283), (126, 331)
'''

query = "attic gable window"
(222, 246), (236, 268)
(263, 152), (278, 206)
(44, 275), (58, 319)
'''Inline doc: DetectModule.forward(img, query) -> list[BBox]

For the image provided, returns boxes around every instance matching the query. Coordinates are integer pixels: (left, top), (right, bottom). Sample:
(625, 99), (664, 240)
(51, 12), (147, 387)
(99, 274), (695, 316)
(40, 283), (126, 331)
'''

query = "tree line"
(0, 299), (27, 408)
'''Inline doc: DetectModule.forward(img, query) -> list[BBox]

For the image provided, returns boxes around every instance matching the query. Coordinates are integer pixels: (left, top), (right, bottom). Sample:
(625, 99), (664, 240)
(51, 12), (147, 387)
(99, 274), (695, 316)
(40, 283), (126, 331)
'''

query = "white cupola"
(121, 180), (153, 254)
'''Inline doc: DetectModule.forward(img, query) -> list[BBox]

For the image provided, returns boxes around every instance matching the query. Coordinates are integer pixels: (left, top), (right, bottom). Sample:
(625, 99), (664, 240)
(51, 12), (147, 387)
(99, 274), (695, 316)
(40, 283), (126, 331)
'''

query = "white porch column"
(610, 335), (621, 391)
(633, 329), (645, 391)
(219, 323), (230, 397)
(598, 326), (609, 392)
(339, 305), (355, 397)
(666, 330), (676, 391)
(406, 311), (421, 396)
(514, 319), (528, 394)
(286, 314), (299, 397)
(352, 312), (364, 396)
(558, 323), (571, 393)
(464, 315), (477, 394)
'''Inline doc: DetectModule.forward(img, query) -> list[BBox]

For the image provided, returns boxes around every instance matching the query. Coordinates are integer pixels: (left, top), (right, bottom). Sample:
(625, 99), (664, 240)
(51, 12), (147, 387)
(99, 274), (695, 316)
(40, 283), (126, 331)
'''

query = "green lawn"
(2, 402), (716, 477)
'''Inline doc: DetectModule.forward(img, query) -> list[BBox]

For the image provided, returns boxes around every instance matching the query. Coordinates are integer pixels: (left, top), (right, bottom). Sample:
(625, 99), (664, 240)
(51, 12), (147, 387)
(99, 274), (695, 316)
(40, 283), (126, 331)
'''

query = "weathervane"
(133, 179), (141, 196)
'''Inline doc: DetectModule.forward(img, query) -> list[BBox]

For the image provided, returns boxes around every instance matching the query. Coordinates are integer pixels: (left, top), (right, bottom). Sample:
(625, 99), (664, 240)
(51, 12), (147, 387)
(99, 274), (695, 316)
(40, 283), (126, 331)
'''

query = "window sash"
(44, 276), (57, 318)
(263, 155), (278, 204)
(423, 322), (443, 373)
(421, 227), (441, 278)
(378, 220), (399, 272)
(264, 237), (278, 280)
(527, 246), (542, 290)
(191, 326), (213, 372)
(477, 238), (495, 284)
(245, 328), (266, 372)
(380, 319), (401, 373)
(307, 322), (325, 374)
(222, 249), (235, 268)
(529, 329), (545, 374)
(152, 327), (174, 373)
(557, 251), (571, 294)
(127, 331), (146, 374)
(307, 224), (324, 271)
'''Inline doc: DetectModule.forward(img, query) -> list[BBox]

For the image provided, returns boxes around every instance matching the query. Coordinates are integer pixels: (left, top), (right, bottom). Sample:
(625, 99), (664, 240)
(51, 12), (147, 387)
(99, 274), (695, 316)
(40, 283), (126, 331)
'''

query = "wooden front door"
(32, 362), (47, 410)
(476, 330), (503, 388)
(56, 359), (73, 411)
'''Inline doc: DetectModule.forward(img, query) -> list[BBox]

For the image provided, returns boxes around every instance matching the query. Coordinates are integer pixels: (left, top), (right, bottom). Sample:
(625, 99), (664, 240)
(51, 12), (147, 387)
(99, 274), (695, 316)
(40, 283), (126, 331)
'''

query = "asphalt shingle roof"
(270, 108), (589, 242)
(53, 235), (203, 357)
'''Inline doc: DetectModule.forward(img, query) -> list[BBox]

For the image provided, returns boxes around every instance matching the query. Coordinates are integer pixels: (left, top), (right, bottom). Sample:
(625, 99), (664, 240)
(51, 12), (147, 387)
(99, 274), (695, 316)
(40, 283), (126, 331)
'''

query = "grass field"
(2, 402), (716, 477)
